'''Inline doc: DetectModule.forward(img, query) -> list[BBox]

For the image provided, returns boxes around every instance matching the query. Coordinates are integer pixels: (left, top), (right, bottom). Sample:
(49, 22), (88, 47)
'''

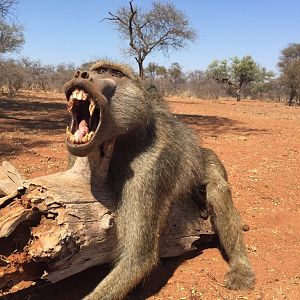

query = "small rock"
(248, 245), (257, 252)
(242, 224), (250, 231)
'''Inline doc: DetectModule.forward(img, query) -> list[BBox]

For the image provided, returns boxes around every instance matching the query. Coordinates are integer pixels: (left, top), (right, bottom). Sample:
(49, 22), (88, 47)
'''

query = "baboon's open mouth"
(65, 87), (101, 145)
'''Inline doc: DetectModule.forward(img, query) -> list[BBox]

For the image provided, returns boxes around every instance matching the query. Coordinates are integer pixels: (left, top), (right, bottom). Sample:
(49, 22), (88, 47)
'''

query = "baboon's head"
(64, 61), (148, 157)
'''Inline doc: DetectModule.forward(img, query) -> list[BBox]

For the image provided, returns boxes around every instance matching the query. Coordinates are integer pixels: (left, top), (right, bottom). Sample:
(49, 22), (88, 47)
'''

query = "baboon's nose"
(74, 70), (90, 79)
(99, 79), (117, 100)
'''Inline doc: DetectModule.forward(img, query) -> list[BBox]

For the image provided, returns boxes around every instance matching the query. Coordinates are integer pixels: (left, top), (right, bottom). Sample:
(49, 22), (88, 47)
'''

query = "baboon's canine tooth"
(66, 127), (73, 137)
(89, 100), (96, 116)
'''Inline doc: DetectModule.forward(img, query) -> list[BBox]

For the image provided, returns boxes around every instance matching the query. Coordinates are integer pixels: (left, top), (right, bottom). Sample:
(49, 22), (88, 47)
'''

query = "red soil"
(0, 92), (299, 299)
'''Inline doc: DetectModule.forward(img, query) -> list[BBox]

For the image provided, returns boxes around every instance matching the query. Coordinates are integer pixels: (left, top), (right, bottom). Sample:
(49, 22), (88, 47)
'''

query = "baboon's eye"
(97, 68), (106, 74)
(112, 70), (124, 78)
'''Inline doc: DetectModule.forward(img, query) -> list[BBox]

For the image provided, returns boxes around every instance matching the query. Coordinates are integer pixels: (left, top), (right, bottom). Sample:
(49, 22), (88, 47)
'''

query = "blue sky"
(6, 0), (300, 73)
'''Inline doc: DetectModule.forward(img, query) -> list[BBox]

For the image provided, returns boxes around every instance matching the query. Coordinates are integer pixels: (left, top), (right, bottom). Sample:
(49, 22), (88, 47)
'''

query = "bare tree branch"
(102, 0), (197, 79)
(128, 1), (138, 52)
(0, 0), (18, 22)
(101, 12), (128, 27)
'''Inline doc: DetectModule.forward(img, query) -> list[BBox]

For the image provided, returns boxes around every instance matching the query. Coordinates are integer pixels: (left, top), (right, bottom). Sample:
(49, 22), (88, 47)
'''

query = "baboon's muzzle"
(63, 75), (116, 157)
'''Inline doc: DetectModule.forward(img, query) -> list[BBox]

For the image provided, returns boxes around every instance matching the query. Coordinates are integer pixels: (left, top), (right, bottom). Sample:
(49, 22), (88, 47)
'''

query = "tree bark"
(236, 82), (242, 101)
(288, 88), (295, 106)
(0, 155), (214, 295)
(135, 55), (144, 79)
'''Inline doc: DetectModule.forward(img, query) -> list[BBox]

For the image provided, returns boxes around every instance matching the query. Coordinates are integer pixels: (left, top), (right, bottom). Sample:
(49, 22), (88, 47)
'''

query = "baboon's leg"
(84, 252), (157, 300)
(84, 178), (163, 300)
(204, 153), (255, 290)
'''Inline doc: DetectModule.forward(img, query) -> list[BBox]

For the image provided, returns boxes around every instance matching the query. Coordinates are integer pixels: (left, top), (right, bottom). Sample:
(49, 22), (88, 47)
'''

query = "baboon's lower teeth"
(88, 131), (94, 139)
(82, 134), (89, 143)
(67, 129), (95, 144)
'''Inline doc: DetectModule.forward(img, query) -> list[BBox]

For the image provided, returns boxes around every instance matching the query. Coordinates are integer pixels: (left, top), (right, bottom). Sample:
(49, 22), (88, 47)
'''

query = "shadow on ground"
(0, 96), (269, 161)
(4, 239), (219, 300)
(1, 97), (269, 136)
(0, 96), (68, 160)
(0, 138), (53, 158)
(0, 97), (68, 131)
(175, 114), (269, 136)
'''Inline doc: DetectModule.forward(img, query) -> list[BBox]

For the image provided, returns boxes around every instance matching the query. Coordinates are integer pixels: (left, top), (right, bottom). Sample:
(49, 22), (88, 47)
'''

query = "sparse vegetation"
(1, 51), (299, 105)
(1, 47), (300, 105)
(0, 57), (77, 95)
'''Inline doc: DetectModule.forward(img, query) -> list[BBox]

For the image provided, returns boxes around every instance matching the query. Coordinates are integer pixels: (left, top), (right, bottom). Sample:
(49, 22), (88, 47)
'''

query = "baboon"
(63, 61), (255, 300)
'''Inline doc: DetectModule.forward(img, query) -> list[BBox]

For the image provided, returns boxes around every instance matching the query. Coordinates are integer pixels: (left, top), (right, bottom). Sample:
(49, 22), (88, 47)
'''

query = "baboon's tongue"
(74, 120), (89, 141)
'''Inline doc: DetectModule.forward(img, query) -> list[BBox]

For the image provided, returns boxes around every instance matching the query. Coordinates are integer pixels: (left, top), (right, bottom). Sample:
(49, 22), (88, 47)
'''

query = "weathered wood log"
(0, 151), (214, 295)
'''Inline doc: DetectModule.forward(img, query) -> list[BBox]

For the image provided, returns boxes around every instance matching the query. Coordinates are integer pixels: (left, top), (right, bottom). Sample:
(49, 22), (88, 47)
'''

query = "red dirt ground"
(0, 91), (299, 300)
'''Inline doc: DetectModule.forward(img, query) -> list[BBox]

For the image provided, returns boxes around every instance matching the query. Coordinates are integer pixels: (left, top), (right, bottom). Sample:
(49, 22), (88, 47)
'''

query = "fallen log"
(0, 150), (214, 295)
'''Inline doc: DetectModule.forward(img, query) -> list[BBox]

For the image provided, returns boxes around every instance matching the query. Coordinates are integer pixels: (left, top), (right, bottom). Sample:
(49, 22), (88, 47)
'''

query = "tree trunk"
(135, 56), (144, 80)
(288, 88), (295, 106)
(236, 83), (242, 101)
(0, 155), (214, 295)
